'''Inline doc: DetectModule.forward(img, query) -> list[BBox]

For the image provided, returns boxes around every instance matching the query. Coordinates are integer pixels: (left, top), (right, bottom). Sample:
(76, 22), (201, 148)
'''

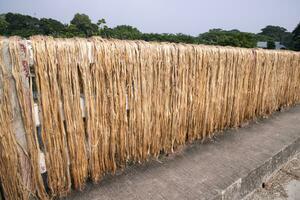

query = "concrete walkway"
(246, 153), (300, 200)
(66, 105), (300, 200)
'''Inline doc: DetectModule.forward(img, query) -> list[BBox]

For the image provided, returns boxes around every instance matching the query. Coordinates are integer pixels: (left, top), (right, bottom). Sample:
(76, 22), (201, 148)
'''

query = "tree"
(5, 12), (43, 37)
(292, 23), (300, 38)
(173, 33), (196, 43)
(267, 41), (275, 49)
(70, 13), (98, 37)
(198, 29), (257, 48)
(141, 32), (197, 44)
(107, 25), (142, 40)
(40, 18), (66, 36)
(97, 18), (106, 29)
(258, 25), (292, 48)
(64, 24), (85, 38)
(259, 25), (287, 40)
(292, 22), (300, 51)
(0, 15), (8, 35)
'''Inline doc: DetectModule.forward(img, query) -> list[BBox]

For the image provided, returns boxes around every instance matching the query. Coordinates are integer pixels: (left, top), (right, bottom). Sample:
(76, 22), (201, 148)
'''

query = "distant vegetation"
(0, 12), (299, 51)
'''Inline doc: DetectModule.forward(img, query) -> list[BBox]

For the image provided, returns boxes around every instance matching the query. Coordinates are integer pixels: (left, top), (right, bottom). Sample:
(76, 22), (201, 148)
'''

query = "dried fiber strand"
(31, 36), (71, 198)
(9, 37), (48, 200)
(0, 38), (28, 200)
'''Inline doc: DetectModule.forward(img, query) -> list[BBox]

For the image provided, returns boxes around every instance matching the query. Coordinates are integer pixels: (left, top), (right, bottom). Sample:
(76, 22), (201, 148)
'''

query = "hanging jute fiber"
(0, 36), (300, 199)
(0, 38), (29, 200)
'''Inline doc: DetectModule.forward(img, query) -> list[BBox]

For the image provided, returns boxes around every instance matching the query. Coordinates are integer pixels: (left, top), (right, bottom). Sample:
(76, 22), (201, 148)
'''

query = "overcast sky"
(0, 0), (299, 36)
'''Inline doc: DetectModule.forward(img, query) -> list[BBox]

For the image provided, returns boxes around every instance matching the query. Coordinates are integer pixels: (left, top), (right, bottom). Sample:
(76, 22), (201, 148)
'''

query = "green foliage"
(267, 41), (275, 49)
(292, 23), (300, 37)
(292, 23), (300, 51)
(258, 25), (293, 48)
(5, 12), (42, 37)
(102, 25), (142, 40)
(70, 13), (98, 37)
(293, 37), (300, 51)
(280, 33), (293, 48)
(0, 15), (8, 35)
(198, 29), (257, 48)
(0, 12), (298, 50)
(64, 24), (86, 38)
(259, 25), (287, 40)
(141, 33), (197, 44)
(97, 18), (106, 28)
(40, 18), (66, 36)
(255, 34), (273, 42)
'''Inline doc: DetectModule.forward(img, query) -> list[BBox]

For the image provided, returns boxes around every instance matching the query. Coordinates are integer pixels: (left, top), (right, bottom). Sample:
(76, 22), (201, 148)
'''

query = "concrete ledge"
(221, 137), (300, 200)
(67, 105), (300, 200)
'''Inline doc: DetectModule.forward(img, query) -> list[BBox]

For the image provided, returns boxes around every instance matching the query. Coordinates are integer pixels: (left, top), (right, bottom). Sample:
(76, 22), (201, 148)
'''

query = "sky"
(0, 0), (299, 36)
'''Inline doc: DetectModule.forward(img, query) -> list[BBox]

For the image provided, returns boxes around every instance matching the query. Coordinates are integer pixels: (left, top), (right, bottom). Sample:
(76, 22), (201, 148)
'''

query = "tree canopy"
(259, 25), (287, 40)
(292, 23), (300, 51)
(267, 41), (276, 49)
(0, 15), (8, 34)
(104, 25), (142, 40)
(39, 18), (66, 36)
(0, 12), (299, 50)
(4, 13), (43, 37)
(70, 13), (98, 37)
(198, 29), (257, 48)
(258, 25), (293, 48)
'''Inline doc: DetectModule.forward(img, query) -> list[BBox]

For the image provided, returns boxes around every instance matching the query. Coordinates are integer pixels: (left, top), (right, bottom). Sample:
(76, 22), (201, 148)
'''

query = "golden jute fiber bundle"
(0, 38), (28, 200)
(31, 37), (71, 197)
(9, 37), (49, 200)
(0, 36), (300, 199)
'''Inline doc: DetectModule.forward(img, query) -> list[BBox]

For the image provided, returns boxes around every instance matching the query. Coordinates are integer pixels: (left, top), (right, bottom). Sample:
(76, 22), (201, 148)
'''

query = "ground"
(246, 153), (300, 200)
